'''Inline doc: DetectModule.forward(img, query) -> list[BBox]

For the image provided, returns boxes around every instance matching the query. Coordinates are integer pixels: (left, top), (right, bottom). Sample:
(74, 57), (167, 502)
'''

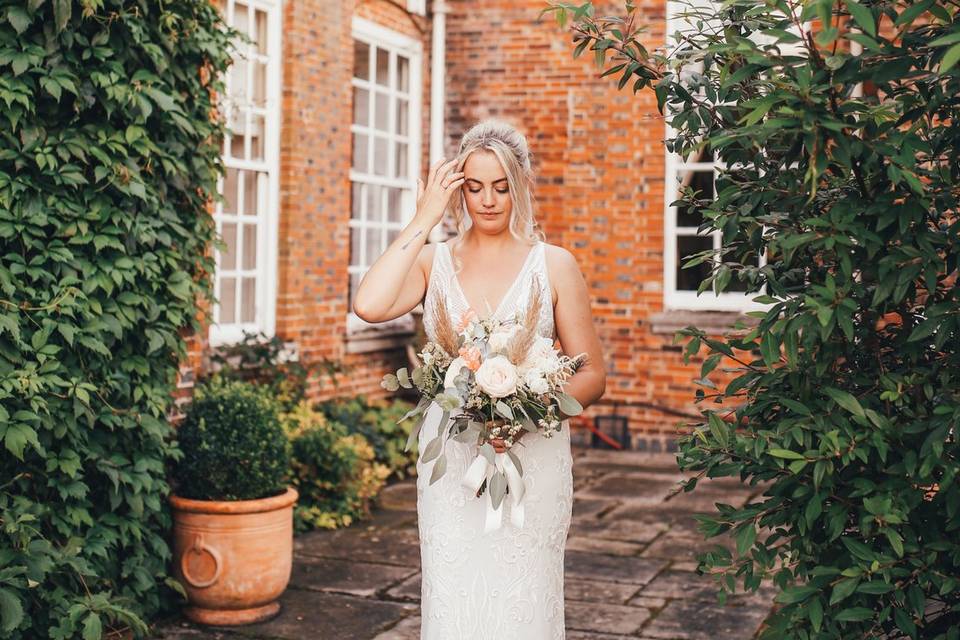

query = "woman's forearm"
(352, 215), (434, 320)
(561, 365), (606, 413)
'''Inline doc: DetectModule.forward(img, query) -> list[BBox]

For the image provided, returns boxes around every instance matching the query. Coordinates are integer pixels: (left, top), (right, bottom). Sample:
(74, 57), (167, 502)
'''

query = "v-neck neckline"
(445, 240), (540, 321)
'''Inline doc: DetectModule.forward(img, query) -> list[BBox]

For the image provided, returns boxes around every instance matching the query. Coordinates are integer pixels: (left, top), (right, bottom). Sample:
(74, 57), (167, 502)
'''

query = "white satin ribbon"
(461, 450), (526, 533)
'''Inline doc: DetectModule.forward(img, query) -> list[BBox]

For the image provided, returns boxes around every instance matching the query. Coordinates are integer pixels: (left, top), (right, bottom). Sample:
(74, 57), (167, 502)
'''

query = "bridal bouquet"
(381, 280), (585, 532)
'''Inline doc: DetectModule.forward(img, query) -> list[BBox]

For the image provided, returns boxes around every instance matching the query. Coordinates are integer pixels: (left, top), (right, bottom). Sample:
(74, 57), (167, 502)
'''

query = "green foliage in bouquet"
(174, 378), (289, 501)
(315, 395), (419, 479)
(0, 1), (233, 637)
(283, 402), (391, 532)
(549, 0), (959, 637)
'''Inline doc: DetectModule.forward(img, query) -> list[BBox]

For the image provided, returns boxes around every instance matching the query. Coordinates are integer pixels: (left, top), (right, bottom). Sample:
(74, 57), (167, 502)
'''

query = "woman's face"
(461, 150), (513, 234)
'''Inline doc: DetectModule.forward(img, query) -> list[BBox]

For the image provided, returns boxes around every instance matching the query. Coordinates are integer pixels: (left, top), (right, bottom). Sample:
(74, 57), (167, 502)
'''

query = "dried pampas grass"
(430, 286), (460, 358)
(506, 276), (544, 365)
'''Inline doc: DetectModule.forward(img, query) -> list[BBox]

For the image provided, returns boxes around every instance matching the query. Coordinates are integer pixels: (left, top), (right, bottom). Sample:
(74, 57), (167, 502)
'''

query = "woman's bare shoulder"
(541, 242), (582, 306)
(542, 242), (581, 275)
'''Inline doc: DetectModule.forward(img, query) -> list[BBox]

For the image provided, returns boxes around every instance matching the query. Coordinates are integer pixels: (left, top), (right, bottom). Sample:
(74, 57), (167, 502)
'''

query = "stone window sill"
(345, 307), (420, 354)
(647, 310), (760, 335)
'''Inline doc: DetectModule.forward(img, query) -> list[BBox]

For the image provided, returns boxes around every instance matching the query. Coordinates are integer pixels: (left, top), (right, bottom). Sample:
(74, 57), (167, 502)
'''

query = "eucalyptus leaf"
(489, 471), (507, 510)
(556, 391), (583, 417)
(429, 453), (447, 485)
(506, 449), (524, 476)
(421, 435), (443, 463)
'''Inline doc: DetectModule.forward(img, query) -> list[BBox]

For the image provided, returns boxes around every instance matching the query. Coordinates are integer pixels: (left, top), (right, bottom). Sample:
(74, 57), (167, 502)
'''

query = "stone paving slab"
(151, 447), (775, 640)
(566, 600), (653, 635)
(290, 556), (418, 598)
(228, 590), (416, 640)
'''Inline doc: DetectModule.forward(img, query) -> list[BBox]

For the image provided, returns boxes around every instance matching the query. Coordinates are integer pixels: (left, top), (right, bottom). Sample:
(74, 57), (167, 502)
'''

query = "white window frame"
(407, 0), (426, 16)
(663, 0), (808, 312)
(209, 0), (282, 347)
(347, 17), (423, 337)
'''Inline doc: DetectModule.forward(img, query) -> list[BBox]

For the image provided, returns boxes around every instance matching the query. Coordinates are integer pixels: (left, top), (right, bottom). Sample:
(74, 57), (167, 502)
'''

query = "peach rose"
(458, 345), (482, 371)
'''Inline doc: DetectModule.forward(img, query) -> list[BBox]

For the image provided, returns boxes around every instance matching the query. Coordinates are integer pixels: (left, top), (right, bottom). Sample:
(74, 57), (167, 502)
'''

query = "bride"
(353, 119), (606, 639)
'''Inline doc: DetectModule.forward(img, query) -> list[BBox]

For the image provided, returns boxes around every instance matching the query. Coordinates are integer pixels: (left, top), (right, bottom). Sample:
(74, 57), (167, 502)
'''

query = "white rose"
(521, 336), (560, 376)
(474, 355), (519, 398)
(444, 357), (468, 389)
(524, 370), (550, 395)
(487, 324), (521, 353)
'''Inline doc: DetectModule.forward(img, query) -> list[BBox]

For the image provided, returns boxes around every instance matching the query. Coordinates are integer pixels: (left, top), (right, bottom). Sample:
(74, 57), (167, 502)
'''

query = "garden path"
(152, 447), (776, 640)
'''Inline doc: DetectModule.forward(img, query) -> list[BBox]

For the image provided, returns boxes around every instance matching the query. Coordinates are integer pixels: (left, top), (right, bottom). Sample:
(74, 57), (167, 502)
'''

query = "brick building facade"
(184, 0), (768, 450)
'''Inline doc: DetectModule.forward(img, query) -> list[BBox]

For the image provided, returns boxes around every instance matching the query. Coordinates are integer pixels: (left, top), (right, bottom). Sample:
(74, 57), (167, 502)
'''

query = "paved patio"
(152, 447), (776, 639)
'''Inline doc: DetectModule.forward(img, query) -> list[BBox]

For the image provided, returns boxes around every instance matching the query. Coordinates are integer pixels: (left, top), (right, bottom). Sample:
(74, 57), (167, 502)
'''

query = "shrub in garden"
(316, 395), (419, 479)
(549, 0), (959, 637)
(0, 1), (232, 637)
(282, 401), (390, 532)
(174, 378), (289, 501)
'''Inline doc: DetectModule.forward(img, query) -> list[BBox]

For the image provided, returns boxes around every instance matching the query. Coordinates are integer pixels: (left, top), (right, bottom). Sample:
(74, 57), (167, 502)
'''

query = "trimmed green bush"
(550, 0), (960, 637)
(0, 1), (233, 637)
(316, 395), (418, 479)
(283, 402), (390, 532)
(174, 378), (289, 501)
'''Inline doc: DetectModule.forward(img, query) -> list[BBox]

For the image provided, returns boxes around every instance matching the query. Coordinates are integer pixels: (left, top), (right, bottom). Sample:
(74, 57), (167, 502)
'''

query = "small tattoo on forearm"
(401, 229), (423, 250)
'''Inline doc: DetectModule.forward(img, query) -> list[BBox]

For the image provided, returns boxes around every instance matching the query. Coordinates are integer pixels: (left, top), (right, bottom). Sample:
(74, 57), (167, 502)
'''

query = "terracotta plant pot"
(170, 487), (298, 626)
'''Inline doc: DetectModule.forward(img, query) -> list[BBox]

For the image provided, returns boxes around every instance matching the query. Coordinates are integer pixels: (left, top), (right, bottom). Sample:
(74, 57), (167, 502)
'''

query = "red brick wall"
(274, 0), (433, 400)
(177, 0), (751, 450)
(443, 0), (745, 449)
(177, 0), (432, 409)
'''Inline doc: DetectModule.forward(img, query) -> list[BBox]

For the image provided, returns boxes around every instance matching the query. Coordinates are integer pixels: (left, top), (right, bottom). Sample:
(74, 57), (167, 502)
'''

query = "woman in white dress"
(353, 119), (606, 640)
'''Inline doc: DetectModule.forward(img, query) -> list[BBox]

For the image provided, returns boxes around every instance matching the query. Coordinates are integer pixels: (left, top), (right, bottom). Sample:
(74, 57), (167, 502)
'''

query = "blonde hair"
(446, 119), (545, 274)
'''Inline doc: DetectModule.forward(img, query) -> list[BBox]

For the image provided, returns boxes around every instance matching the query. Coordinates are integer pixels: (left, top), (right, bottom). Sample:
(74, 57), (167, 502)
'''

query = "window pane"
(373, 136), (388, 176)
(676, 170), (713, 227)
(353, 87), (369, 126)
(254, 9), (268, 55)
(366, 184), (381, 222)
(350, 227), (362, 267)
(219, 277), (237, 324)
(233, 3), (249, 37)
(364, 227), (383, 263)
(676, 235), (713, 291)
(221, 223), (237, 270)
(397, 55), (409, 92)
(387, 187), (402, 222)
(387, 227), (399, 247)
(249, 113), (265, 161)
(227, 115), (243, 159)
(374, 91), (389, 131)
(223, 167), (239, 214)
(375, 48), (389, 86)
(351, 183), (363, 221)
(240, 278), (256, 323)
(352, 133), (368, 172)
(228, 58), (248, 104)
(354, 41), (370, 80)
(394, 142), (408, 179)
(242, 223), (257, 270)
(243, 171), (260, 216)
(396, 98), (408, 136)
(253, 61), (267, 108)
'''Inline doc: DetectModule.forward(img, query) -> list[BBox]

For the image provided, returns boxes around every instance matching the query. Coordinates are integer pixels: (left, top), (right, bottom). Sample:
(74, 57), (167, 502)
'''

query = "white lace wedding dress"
(416, 239), (574, 640)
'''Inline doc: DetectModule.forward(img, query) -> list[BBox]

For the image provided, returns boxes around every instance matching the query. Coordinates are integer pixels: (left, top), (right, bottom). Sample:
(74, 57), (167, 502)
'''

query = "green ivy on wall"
(0, 1), (234, 637)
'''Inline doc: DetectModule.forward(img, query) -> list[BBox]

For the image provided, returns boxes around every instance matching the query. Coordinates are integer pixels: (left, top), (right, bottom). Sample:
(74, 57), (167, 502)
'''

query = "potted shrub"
(169, 377), (297, 625)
